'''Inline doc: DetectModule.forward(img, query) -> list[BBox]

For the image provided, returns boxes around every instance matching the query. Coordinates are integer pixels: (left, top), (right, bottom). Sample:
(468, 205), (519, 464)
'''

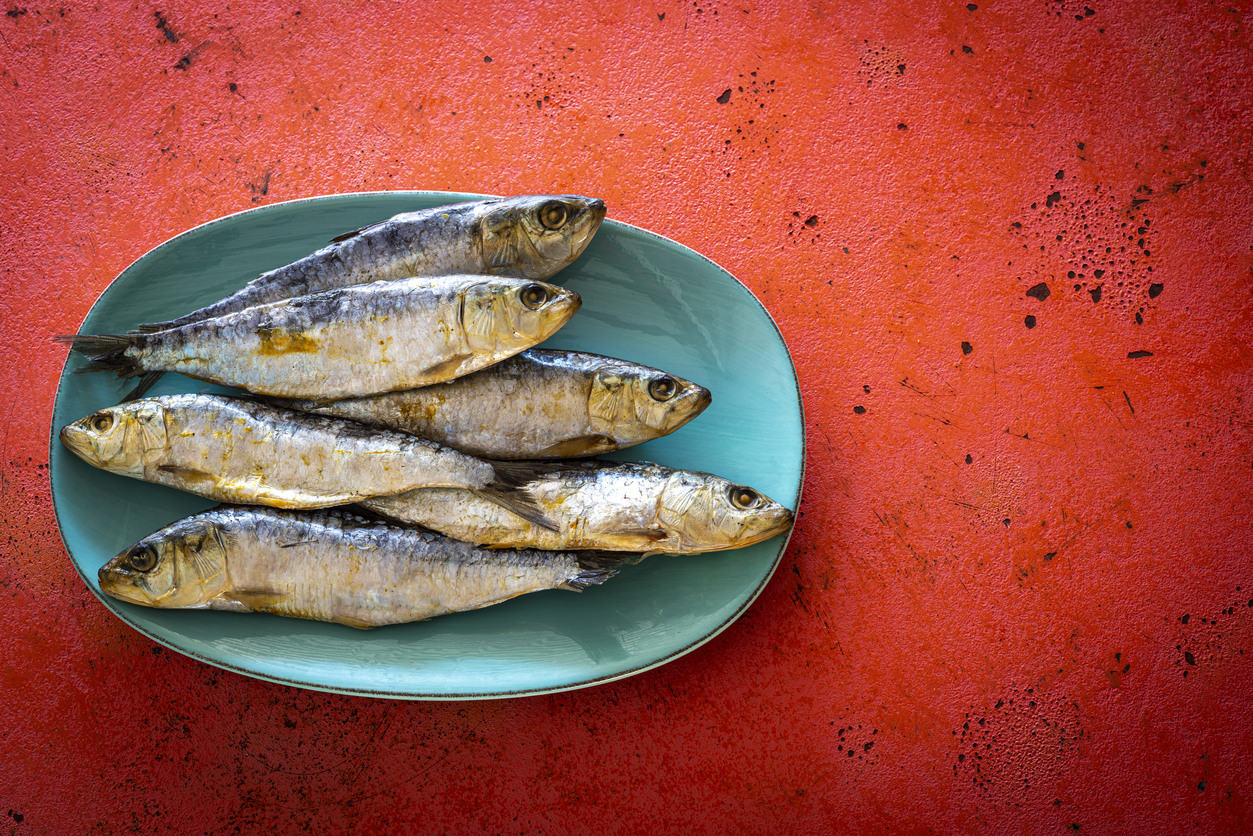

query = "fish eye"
(127, 546), (158, 572)
(520, 283), (551, 310)
(538, 201), (568, 230)
(90, 413), (114, 433)
(648, 376), (678, 401)
(729, 486), (761, 510)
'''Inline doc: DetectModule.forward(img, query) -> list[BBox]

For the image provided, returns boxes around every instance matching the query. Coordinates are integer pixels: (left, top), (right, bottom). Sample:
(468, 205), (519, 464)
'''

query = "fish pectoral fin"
(156, 465), (221, 492)
(616, 527), (670, 542)
(419, 353), (474, 381)
(219, 589), (289, 612)
(333, 615), (377, 630)
(538, 435), (615, 458)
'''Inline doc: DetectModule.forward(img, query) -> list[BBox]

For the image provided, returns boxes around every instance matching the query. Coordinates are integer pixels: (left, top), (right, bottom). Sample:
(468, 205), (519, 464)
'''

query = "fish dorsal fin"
(328, 220), (386, 244)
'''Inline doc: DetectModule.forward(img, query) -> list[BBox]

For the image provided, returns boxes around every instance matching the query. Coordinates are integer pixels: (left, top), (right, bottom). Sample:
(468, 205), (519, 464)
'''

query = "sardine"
(59, 394), (551, 526)
(98, 506), (626, 629)
(361, 460), (795, 555)
(136, 195), (607, 333)
(57, 276), (580, 400)
(270, 349), (712, 459)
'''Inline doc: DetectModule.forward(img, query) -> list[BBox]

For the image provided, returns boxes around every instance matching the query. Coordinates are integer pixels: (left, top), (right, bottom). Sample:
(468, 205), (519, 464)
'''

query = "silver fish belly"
(60, 276), (581, 400)
(272, 349), (712, 459)
(361, 460), (796, 555)
(137, 195), (606, 332)
(59, 394), (499, 508)
(98, 507), (625, 628)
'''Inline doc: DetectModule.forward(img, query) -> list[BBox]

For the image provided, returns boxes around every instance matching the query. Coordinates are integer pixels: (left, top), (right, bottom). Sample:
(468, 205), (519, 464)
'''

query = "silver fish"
(271, 349), (712, 459)
(98, 506), (626, 629)
(137, 195), (607, 333)
(59, 394), (549, 526)
(58, 276), (580, 400)
(362, 460), (795, 555)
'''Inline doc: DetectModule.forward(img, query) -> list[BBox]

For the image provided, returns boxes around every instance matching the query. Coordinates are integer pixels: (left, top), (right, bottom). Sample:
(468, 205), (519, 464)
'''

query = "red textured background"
(3, 1), (1252, 833)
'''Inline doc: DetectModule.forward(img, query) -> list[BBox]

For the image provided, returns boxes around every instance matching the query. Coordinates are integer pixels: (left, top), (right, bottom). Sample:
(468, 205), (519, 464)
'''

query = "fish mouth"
(681, 385), (714, 420)
(59, 423), (97, 464)
(536, 288), (582, 340)
(98, 563), (151, 606)
(739, 506), (796, 549)
(658, 384), (713, 433)
(569, 198), (607, 255)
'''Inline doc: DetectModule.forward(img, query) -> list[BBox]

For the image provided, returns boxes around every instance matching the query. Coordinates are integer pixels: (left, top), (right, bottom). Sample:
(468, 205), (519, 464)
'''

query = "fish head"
(99, 517), (230, 609)
(589, 366), (713, 443)
(59, 400), (169, 476)
(657, 471), (794, 552)
(462, 278), (581, 354)
(480, 195), (607, 278)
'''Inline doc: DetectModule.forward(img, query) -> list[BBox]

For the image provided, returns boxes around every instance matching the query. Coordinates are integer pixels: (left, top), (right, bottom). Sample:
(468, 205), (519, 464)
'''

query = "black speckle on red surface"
(1026, 282), (1051, 301)
(154, 11), (178, 42)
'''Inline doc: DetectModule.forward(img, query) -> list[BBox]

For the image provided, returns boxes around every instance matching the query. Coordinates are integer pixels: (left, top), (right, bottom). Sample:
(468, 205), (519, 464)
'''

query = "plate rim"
(48, 190), (807, 700)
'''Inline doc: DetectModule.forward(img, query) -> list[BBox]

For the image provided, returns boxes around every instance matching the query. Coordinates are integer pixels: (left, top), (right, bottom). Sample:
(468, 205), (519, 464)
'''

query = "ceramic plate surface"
(49, 191), (805, 699)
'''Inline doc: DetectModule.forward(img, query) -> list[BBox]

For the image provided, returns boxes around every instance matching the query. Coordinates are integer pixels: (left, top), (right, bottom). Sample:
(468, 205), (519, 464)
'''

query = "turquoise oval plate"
(49, 192), (805, 699)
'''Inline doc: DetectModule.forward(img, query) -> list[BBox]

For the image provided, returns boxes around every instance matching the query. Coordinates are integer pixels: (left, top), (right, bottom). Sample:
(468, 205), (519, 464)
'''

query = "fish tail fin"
(121, 371), (164, 401)
(564, 551), (643, 590)
(485, 458), (580, 487)
(473, 481), (559, 532)
(53, 333), (147, 379)
(476, 458), (589, 532)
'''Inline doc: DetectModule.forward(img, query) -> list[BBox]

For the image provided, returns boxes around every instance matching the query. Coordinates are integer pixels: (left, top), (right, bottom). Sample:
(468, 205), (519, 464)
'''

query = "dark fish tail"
(564, 552), (641, 590)
(473, 481), (558, 532)
(53, 333), (148, 379)
(121, 371), (164, 402)
(486, 458), (602, 486)
(478, 459), (614, 532)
